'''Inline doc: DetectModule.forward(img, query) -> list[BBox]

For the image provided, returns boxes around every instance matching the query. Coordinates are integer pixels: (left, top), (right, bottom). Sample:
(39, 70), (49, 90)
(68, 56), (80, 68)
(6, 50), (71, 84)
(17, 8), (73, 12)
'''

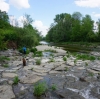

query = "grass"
(49, 58), (55, 62)
(30, 47), (37, 53)
(65, 67), (69, 71)
(74, 59), (77, 65)
(44, 49), (57, 53)
(36, 59), (41, 65)
(0, 56), (10, 61)
(51, 84), (57, 91)
(34, 82), (48, 96)
(85, 62), (88, 66)
(34, 51), (43, 57)
(63, 57), (67, 61)
(76, 54), (95, 61)
(3, 64), (9, 68)
(13, 76), (19, 85)
(88, 72), (94, 77)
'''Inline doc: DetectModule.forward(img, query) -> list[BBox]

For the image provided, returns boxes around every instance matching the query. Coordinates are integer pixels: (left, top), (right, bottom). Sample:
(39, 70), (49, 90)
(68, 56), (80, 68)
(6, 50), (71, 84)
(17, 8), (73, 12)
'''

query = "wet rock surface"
(0, 48), (100, 99)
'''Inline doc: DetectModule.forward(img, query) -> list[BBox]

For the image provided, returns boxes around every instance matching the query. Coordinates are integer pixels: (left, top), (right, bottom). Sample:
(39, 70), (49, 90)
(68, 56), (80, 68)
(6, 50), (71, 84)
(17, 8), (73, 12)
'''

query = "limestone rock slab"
(0, 85), (15, 99)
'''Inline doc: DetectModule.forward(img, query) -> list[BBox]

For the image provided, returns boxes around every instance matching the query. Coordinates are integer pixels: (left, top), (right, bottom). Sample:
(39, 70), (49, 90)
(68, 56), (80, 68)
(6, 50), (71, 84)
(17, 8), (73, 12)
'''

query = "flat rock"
(20, 74), (43, 84)
(12, 66), (22, 70)
(0, 85), (15, 99)
(5, 69), (16, 73)
(49, 70), (61, 74)
(55, 64), (68, 71)
(87, 69), (99, 74)
(2, 73), (17, 78)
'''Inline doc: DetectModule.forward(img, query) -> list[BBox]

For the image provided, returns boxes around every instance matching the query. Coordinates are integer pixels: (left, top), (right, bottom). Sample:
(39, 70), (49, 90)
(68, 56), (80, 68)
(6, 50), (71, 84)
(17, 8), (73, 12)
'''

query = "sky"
(0, 0), (100, 36)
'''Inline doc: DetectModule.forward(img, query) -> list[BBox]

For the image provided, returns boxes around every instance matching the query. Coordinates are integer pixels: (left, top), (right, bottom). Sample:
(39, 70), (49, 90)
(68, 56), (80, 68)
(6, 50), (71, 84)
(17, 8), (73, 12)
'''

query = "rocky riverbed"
(0, 45), (100, 99)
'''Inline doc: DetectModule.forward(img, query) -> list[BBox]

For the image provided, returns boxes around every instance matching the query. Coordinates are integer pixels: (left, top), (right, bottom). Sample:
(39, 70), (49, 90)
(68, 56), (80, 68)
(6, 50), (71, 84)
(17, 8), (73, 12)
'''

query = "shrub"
(3, 64), (9, 68)
(36, 59), (41, 65)
(88, 72), (94, 77)
(30, 47), (37, 53)
(65, 67), (69, 71)
(63, 57), (67, 61)
(51, 84), (57, 91)
(13, 76), (19, 85)
(0, 56), (10, 61)
(34, 51), (43, 57)
(85, 62), (88, 66)
(49, 58), (55, 62)
(34, 82), (48, 96)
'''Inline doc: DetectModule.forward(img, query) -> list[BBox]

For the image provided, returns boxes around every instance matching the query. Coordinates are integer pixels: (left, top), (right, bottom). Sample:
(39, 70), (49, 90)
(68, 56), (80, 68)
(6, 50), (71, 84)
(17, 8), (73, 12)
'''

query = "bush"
(0, 56), (10, 62)
(34, 51), (43, 57)
(13, 76), (19, 85)
(63, 57), (67, 61)
(3, 64), (9, 68)
(34, 82), (48, 96)
(49, 58), (55, 62)
(30, 47), (37, 53)
(36, 59), (41, 65)
(51, 84), (57, 91)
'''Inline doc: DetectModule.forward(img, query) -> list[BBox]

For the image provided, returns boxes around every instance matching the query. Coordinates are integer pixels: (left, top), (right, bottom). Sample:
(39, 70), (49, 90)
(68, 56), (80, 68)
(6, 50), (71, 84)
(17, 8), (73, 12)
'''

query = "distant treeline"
(46, 12), (100, 42)
(0, 10), (42, 50)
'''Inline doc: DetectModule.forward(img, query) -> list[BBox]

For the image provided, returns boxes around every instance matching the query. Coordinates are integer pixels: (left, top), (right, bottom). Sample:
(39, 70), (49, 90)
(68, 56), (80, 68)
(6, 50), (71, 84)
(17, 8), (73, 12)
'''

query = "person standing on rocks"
(23, 46), (26, 54)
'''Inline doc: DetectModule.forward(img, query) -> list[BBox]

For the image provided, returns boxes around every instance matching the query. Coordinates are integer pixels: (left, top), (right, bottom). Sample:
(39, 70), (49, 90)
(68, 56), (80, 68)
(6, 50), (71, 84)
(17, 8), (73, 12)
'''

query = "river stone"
(2, 72), (17, 78)
(87, 69), (99, 74)
(49, 70), (61, 74)
(34, 69), (50, 73)
(90, 86), (100, 99)
(44, 63), (55, 69)
(55, 64), (68, 71)
(65, 81), (89, 90)
(5, 69), (16, 73)
(12, 61), (22, 66)
(77, 67), (85, 70)
(41, 58), (49, 63)
(20, 74), (43, 84)
(0, 85), (15, 99)
(12, 66), (22, 70)
(56, 89), (85, 99)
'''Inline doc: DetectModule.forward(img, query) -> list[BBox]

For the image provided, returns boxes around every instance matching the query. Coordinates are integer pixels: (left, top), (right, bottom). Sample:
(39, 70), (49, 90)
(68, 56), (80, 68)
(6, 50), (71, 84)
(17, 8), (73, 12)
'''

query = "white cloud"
(0, 0), (9, 12)
(92, 12), (100, 18)
(32, 20), (48, 36)
(94, 14), (100, 17)
(17, 16), (27, 27)
(75, 0), (100, 8)
(9, 0), (30, 9)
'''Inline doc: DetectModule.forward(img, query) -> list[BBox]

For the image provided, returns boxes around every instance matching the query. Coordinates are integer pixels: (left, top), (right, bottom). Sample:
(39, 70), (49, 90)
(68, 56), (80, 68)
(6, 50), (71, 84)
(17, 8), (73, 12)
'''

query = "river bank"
(0, 45), (100, 99)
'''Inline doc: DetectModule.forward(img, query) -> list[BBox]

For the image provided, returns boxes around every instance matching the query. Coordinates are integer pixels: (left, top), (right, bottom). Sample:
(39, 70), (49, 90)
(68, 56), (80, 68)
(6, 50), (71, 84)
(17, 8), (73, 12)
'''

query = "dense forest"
(0, 10), (41, 50)
(46, 12), (100, 42)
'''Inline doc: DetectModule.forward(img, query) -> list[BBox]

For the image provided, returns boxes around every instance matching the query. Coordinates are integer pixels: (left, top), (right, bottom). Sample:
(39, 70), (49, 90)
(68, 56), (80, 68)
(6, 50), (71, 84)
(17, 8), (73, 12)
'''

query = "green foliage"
(0, 56), (10, 61)
(65, 67), (69, 71)
(76, 54), (95, 61)
(13, 76), (19, 85)
(51, 84), (57, 91)
(30, 47), (37, 53)
(46, 12), (99, 42)
(18, 48), (30, 54)
(34, 82), (48, 96)
(44, 49), (57, 53)
(49, 58), (55, 62)
(34, 51), (43, 57)
(88, 72), (94, 77)
(3, 64), (9, 68)
(63, 56), (67, 61)
(0, 10), (41, 50)
(85, 62), (88, 66)
(36, 59), (41, 65)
